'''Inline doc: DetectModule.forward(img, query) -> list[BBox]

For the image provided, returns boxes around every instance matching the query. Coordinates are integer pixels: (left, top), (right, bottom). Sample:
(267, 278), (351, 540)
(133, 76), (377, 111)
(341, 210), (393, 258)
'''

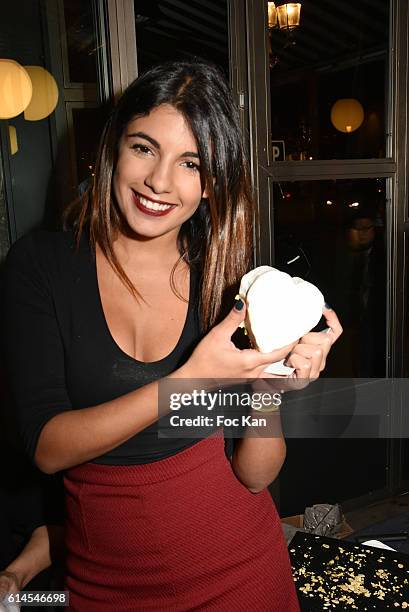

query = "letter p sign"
(272, 141), (285, 162)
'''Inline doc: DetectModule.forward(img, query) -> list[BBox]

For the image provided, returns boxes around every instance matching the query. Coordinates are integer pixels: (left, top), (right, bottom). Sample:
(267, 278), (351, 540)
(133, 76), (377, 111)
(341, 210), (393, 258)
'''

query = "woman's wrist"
(2, 567), (26, 592)
(0, 569), (22, 593)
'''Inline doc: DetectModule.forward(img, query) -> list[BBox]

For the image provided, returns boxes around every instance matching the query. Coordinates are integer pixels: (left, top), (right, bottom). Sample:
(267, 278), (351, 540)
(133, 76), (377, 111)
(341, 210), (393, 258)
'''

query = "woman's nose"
(144, 158), (173, 194)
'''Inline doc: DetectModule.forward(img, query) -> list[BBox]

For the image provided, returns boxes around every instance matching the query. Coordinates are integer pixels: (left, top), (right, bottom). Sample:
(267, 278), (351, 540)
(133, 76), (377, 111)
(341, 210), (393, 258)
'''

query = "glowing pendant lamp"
(23, 66), (59, 121)
(0, 59), (33, 119)
(331, 98), (364, 133)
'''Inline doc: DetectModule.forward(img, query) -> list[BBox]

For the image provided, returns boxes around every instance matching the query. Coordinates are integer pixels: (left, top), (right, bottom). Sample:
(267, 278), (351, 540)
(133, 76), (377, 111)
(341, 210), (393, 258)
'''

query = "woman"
(4, 60), (341, 611)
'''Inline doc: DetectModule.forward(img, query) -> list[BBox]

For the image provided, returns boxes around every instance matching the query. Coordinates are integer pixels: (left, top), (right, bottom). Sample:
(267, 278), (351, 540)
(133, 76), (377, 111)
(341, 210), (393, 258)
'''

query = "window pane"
(71, 106), (107, 186)
(280, 438), (388, 516)
(0, 0), (108, 241)
(273, 178), (387, 377)
(134, 0), (229, 75)
(63, 0), (97, 84)
(269, 0), (390, 160)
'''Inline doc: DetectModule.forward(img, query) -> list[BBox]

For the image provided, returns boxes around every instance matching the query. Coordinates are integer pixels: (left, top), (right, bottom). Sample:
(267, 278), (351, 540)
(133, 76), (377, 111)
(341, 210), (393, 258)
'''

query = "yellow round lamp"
(23, 66), (59, 121)
(331, 98), (364, 133)
(0, 59), (32, 119)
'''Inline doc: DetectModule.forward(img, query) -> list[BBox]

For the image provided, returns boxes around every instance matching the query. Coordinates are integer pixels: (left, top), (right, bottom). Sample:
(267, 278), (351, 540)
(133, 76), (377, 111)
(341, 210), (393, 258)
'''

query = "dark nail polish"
(324, 302), (332, 310)
(234, 298), (244, 311)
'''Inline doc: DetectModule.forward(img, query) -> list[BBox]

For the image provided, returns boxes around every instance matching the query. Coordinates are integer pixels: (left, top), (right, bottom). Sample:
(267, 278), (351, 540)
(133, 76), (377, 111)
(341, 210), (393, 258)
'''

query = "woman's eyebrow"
(126, 131), (159, 148)
(182, 151), (200, 159)
(126, 131), (200, 159)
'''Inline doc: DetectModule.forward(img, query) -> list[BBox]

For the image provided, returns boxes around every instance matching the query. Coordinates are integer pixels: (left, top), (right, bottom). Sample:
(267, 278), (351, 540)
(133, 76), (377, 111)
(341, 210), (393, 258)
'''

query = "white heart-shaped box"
(239, 266), (325, 375)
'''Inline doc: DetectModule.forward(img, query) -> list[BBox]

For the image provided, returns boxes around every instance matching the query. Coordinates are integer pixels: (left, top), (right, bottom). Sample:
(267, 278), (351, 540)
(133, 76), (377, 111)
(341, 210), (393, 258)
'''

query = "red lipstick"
(131, 191), (176, 217)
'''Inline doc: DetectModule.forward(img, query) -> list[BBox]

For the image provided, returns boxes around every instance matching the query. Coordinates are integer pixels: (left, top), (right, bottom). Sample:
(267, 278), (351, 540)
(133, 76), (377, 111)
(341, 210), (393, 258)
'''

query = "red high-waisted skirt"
(64, 433), (300, 611)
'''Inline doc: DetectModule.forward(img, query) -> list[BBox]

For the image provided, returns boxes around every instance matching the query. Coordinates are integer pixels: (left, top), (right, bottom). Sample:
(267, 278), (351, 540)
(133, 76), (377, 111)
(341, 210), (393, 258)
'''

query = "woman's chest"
(94, 245), (193, 363)
(100, 277), (190, 363)
(54, 236), (200, 410)
(63, 273), (194, 410)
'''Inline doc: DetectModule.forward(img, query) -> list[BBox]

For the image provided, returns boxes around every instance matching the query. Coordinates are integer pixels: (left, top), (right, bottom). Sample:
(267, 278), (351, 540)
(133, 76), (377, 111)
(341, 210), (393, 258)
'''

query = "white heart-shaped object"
(239, 266), (325, 375)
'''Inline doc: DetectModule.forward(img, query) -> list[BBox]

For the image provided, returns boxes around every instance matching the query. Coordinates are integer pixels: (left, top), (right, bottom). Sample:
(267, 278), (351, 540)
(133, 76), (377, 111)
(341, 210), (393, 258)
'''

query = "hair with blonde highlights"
(63, 60), (255, 332)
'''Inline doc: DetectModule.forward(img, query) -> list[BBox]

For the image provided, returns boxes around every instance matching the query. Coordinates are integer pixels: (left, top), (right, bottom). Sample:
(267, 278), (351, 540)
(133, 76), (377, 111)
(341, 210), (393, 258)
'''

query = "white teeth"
(138, 195), (173, 211)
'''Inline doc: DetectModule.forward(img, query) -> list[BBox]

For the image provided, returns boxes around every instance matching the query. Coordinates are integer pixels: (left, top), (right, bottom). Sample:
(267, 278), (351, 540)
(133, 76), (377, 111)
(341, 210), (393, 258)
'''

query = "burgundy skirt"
(64, 433), (300, 611)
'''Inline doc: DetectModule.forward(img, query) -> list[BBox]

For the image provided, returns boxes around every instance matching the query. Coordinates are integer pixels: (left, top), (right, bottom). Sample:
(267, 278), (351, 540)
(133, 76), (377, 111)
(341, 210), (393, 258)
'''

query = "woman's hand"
(0, 570), (21, 600)
(285, 305), (343, 380)
(179, 299), (297, 380)
(0, 525), (53, 607)
(178, 301), (342, 387)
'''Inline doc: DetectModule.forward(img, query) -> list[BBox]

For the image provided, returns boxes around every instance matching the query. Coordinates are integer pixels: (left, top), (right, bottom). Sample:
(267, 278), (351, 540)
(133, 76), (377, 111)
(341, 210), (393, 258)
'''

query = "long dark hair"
(63, 60), (255, 332)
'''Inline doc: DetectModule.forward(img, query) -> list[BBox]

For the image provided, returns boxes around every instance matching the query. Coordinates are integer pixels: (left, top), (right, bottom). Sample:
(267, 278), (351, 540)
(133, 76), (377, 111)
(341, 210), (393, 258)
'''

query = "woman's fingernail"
(324, 302), (332, 310)
(234, 297), (244, 311)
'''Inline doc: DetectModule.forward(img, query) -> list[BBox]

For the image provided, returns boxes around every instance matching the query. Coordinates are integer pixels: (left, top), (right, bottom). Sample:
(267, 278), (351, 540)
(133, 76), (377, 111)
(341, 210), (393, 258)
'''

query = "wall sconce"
(331, 99), (364, 133)
(277, 3), (302, 31)
(268, 2), (302, 64)
(268, 3), (301, 31)
(268, 2), (278, 28)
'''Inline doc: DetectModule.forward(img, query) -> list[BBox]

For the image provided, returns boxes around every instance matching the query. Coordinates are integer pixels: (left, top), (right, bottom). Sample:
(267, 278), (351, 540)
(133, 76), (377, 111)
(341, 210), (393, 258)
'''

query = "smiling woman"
(4, 60), (341, 611)
(62, 61), (253, 329)
(113, 105), (207, 238)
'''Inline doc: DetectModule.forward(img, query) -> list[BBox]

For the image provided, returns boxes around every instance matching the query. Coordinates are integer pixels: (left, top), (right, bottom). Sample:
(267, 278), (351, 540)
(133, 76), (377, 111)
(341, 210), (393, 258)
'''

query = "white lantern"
(0, 59), (32, 119)
(23, 66), (59, 121)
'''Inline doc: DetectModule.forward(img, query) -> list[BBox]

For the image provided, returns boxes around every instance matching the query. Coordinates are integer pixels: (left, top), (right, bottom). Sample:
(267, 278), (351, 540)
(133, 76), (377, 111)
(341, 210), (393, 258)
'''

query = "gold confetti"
(291, 534), (408, 609)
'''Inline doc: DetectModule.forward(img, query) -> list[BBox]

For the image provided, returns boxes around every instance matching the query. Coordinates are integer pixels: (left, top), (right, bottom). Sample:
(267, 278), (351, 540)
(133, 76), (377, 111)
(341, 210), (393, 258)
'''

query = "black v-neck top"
(2, 227), (205, 465)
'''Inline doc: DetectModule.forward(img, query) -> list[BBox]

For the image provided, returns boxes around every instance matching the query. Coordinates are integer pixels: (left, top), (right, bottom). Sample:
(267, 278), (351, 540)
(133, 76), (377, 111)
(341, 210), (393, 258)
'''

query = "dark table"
(290, 531), (409, 611)
(345, 511), (409, 555)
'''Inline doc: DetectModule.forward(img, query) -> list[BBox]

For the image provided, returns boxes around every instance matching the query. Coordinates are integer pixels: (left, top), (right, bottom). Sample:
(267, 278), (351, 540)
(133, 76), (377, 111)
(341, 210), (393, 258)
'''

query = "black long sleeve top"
(2, 227), (205, 465)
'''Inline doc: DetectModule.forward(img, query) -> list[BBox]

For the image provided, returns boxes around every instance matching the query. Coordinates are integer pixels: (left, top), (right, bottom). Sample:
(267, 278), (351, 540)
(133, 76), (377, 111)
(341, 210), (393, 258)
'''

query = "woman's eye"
(183, 161), (200, 173)
(130, 143), (152, 155)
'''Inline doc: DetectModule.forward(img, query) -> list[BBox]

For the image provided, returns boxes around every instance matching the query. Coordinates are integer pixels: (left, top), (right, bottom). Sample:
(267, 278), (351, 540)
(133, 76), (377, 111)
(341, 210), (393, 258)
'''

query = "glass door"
(244, 0), (409, 512)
